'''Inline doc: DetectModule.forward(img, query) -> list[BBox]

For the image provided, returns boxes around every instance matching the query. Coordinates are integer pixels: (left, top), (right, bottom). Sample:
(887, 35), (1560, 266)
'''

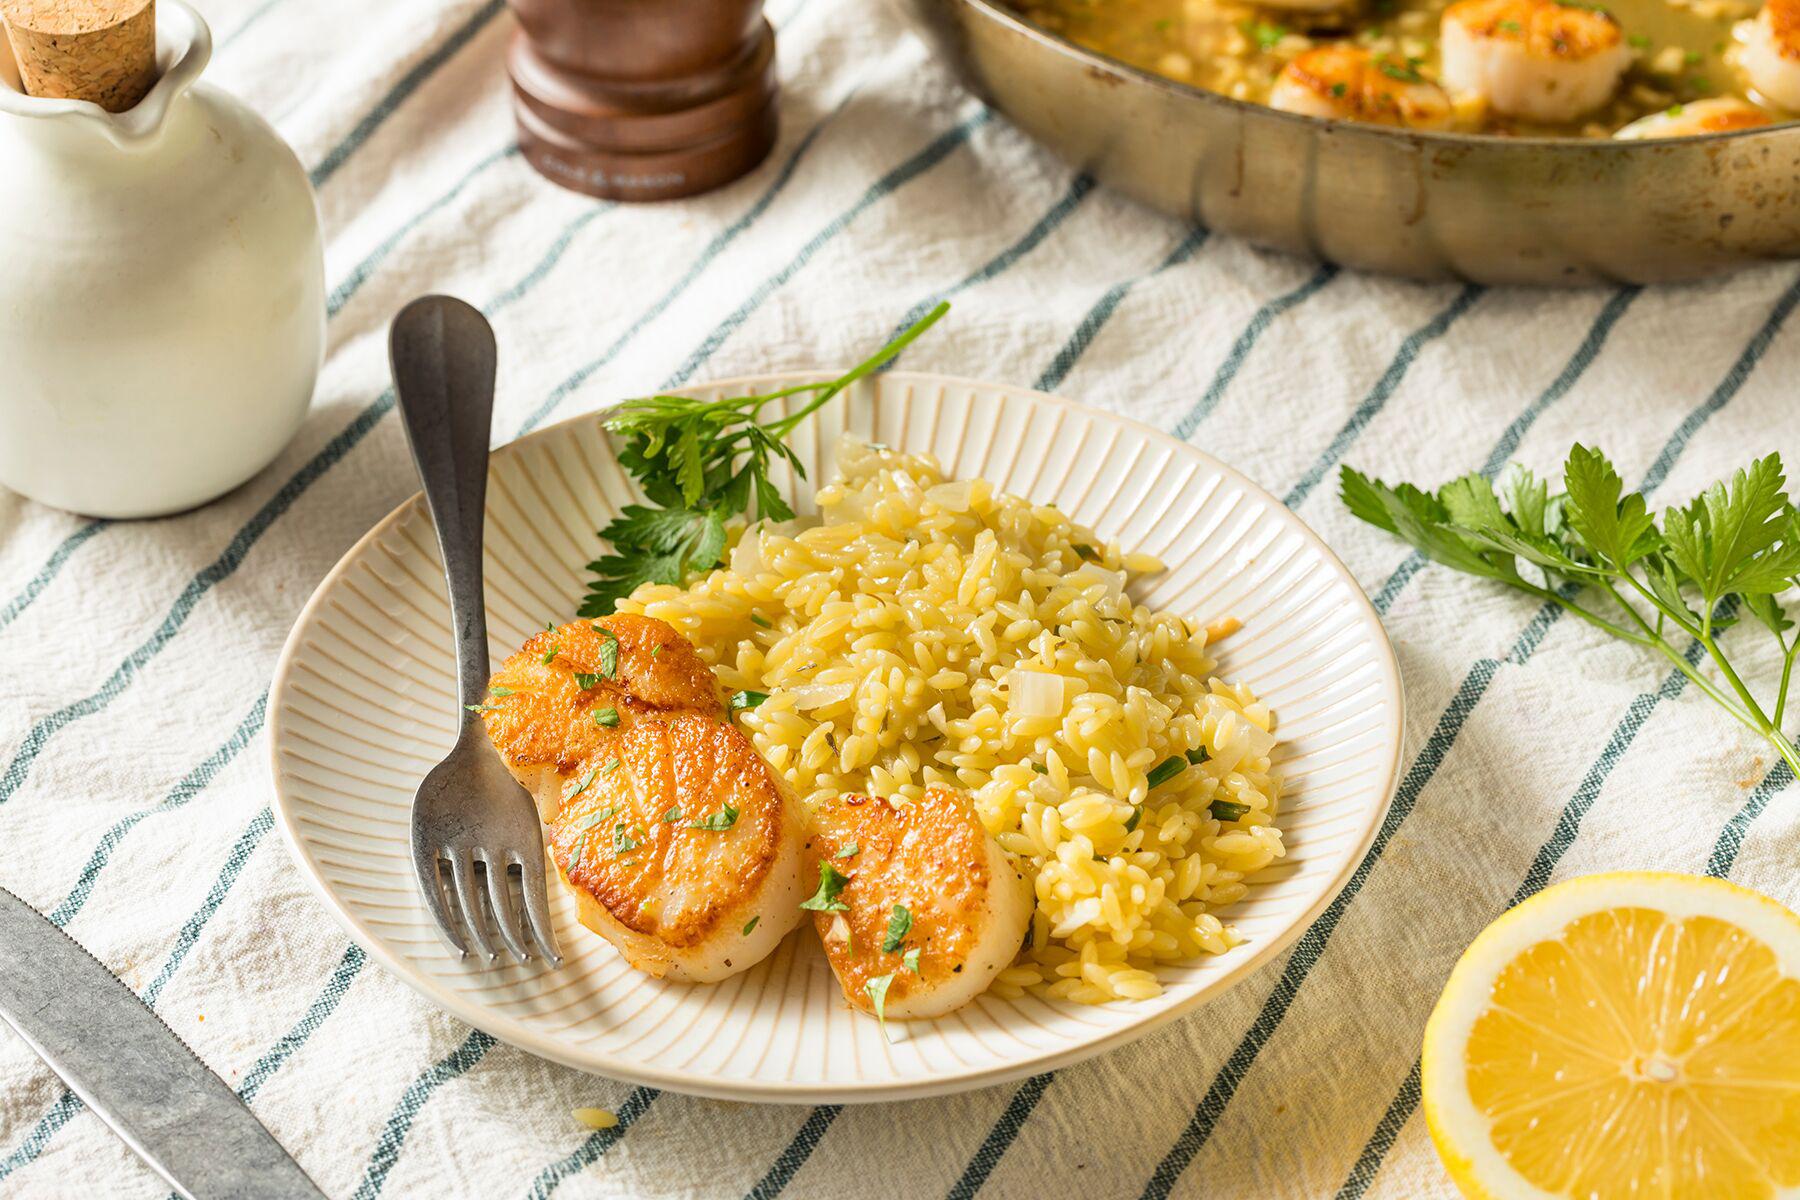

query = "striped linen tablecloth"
(2, 0), (1798, 1195)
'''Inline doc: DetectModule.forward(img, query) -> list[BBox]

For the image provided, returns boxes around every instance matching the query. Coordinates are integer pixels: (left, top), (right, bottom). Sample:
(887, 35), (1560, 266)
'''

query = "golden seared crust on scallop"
(804, 786), (1032, 1019)
(546, 712), (806, 981)
(482, 615), (720, 814)
(1271, 46), (1455, 128)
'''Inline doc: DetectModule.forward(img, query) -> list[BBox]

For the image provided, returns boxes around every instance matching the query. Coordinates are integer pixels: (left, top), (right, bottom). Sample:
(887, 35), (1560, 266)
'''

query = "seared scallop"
(483, 614), (719, 821)
(545, 712), (807, 982)
(1440, 0), (1630, 122)
(1615, 96), (1773, 136)
(802, 786), (1032, 1021)
(1744, 0), (1800, 112)
(1270, 45), (1456, 128)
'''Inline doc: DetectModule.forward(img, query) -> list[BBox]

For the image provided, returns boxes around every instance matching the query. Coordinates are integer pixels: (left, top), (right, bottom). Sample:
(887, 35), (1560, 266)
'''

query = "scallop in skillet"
(1744, 0), (1800, 113)
(1440, 0), (1630, 122)
(482, 614), (719, 821)
(802, 786), (1033, 1021)
(1270, 46), (1457, 128)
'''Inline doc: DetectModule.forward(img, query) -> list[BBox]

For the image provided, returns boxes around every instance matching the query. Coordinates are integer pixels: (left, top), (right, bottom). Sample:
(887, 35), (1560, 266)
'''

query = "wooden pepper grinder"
(1, 0), (157, 112)
(506, 0), (777, 201)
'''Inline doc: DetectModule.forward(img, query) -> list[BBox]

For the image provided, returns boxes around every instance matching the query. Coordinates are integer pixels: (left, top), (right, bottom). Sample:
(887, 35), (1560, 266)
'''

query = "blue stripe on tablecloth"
(1170, 264), (1339, 440)
(1707, 758), (1794, 877)
(350, 1031), (498, 1200)
(217, 0), (291, 51)
(1335, 628), (1728, 1199)
(0, 520), (108, 634)
(49, 695), (268, 927)
(927, 283), (1620, 1197)
(742, 1106), (843, 1200)
(525, 1087), (660, 1199)
(513, 73), (862, 436)
(327, 145), (522, 316)
(1137, 272), (1800, 1200)
(882, 174), (1097, 350)
(1034, 226), (1210, 394)
(656, 111), (992, 395)
(1283, 284), (1485, 509)
(944, 1074), (1054, 1200)
(308, 0), (504, 190)
(0, 1094), (82, 1181)
(239, 944), (368, 1103)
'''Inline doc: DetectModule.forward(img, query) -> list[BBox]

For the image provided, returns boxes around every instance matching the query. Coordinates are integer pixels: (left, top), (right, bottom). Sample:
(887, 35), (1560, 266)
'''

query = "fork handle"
(391, 296), (500, 729)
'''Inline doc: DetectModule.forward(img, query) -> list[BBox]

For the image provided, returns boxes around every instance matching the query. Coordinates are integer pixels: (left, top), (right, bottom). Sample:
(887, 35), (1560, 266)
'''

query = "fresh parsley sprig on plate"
(578, 302), (951, 616)
(1341, 446), (1800, 778)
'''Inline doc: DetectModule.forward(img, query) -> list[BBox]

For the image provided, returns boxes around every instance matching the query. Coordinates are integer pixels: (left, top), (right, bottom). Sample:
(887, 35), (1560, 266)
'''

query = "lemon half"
(1422, 871), (1800, 1199)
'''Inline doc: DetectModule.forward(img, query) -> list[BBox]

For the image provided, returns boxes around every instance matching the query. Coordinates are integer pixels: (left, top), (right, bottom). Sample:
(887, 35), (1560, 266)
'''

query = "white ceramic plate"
(269, 372), (1404, 1103)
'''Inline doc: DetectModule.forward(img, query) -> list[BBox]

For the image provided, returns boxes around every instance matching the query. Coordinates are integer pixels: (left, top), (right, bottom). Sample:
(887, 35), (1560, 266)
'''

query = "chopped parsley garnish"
(882, 904), (913, 952)
(903, 948), (921, 974)
(1124, 806), (1143, 834)
(651, 644), (662, 658)
(569, 806), (616, 832)
(1627, 33), (1651, 48)
(592, 707), (621, 728)
(1145, 756), (1187, 789)
(1498, 18), (1522, 31)
(570, 768), (600, 797)
(578, 304), (951, 617)
(1030, 762), (1049, 775)
(573, 672), (605, 690)
(690, 804), (739, 831)
(799, 862), (851, 912)
(1185, 745), (1211, 765)
(1246, 20), (1287, 50)
(1330, 82), (1348, 97)
(612, 823), (639, 855)
(601, 757), (622, 775)
(545, 620), (558, 632)
(730, 689), (770, 710)
(542, 644), (560, 665)
(835, 842), (859, 859)
(743, 915), (760, 936)
(1667, 103), (1685, 116)
(1073, 543), (1099, 560)
(661, 806), (683, 824)
(489, 686), (514, 697)
(1379, 62), (1423, 83)
(1211, 800), (1252, 822)
(750, 613), (773, 628)
(865, 972), (895, 1028)
(593, 627), (620, 679)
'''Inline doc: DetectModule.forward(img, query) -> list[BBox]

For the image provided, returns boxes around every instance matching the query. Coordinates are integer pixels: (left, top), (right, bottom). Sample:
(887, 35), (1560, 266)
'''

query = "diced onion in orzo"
(787, 681), (855, 710)
(1005, 668), (1068, 718)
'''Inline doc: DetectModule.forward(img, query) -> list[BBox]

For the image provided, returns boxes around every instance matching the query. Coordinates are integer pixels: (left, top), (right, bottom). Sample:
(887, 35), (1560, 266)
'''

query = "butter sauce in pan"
(1015, 0), (1800, 135)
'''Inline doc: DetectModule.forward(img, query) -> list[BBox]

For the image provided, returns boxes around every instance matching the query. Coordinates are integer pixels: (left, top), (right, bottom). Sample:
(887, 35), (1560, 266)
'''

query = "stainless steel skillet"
(910, 0), (1800, 284)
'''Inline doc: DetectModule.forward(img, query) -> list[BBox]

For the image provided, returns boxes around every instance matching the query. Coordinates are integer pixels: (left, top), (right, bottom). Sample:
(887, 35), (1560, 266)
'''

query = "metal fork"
(391, 295), (561, 966)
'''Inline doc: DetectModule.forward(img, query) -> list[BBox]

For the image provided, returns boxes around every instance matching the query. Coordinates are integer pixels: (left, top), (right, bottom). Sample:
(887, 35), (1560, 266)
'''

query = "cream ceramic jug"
(0, 0), (324, 518)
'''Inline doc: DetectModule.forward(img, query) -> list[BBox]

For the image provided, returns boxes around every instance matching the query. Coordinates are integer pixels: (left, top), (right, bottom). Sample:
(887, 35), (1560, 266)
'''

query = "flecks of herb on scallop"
(743, 915), (760, 936)
(835, 842), (859, 859)
(612, 823), (639, 855)
(542, 644), (560, 665)
(573, 672), (605, 690)
(1330, 81), (1348, 97)
(590, 626), (620, 679)
(882, 904), (912, 953)
(570, 806), (616, 832)
(1379, 61), (1423, 83)
(799, 862), (851, 912)
(690, 805), (738, 831)
(570, 769), (600, 798)
(865, 972), (895, 1031)
(903, 948), (921, 974)
(661, 806), (683, 824)
(592, 707), (621, 728)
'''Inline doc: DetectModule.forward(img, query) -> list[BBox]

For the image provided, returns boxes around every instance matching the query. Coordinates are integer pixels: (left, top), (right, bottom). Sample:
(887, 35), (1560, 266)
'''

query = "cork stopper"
(1, 0), (156, 112)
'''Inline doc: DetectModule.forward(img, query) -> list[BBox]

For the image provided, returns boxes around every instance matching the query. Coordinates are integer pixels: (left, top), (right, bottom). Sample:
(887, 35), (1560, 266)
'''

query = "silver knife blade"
(0, 886), (327, 1199)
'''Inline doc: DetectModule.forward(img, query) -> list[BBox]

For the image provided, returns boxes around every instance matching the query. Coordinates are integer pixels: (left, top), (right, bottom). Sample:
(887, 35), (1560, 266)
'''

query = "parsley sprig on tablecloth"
(1343, 446), (1800, 779)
